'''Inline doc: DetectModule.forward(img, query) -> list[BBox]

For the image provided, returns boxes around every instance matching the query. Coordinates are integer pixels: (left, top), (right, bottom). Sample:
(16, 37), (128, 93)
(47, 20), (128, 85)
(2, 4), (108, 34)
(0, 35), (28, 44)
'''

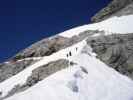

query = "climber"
(66, 54), (69, 57)
(76, 47), (78, 51)
(69, 51), (72, 56)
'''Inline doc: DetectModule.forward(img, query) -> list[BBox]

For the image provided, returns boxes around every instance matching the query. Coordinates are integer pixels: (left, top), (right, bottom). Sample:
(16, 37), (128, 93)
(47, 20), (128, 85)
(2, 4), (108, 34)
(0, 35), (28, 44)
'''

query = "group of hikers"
(66, 47), (78, 57)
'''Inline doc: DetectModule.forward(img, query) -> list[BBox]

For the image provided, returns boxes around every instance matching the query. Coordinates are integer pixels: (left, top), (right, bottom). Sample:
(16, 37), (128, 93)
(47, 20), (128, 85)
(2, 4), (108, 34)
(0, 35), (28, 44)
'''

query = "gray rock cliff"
(91, 0), (133, 22)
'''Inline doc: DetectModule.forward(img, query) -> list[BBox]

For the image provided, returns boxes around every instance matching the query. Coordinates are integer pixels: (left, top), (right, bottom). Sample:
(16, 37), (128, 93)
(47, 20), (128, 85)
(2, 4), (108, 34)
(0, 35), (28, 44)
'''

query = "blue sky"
(0, 0), (111, 62)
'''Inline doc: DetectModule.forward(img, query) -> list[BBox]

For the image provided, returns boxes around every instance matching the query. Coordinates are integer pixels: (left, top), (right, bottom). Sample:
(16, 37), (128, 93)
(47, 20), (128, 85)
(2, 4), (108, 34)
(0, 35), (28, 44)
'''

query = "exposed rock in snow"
(0, 59), (38, 83)
(59, 15), (133, 38)
(12, 36), (69, 60)
(87, 33), (133, 79)
(4, 43), (133, 100)
(1, 13), (133, 99)
(91, 0), (133, 22)
(9, 30), (98, 61)
(26, 59), (69, 87)
(0, 39), (86, 98)
(0, 1), (133, 100)
(1, 59), (69, 100)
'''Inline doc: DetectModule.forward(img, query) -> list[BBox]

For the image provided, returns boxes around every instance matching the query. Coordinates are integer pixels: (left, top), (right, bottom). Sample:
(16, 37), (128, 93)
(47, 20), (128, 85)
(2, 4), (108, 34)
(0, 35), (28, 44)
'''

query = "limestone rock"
(87, 33), (133, 79)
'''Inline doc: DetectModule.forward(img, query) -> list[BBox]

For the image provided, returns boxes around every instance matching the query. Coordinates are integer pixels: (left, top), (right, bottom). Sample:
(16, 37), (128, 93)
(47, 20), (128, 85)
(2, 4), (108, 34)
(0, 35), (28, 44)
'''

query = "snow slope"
(1, 14), (133, 100)
(0, 40), (86, 97)
(5, 41), (133, 100)
(59, 15), (133, 38)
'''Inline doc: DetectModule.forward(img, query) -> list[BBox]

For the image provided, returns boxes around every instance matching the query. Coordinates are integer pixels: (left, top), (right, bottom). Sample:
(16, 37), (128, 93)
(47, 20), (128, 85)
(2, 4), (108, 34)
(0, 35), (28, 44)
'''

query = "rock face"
(26, 59), (69, 86)
(90, 0), (133, 79)
(1, 0), (133, 99)
(12, 36), (69, 60)
(12, 30), (100, 60)
(91, 0), (133, 22)
(0, 59), (37, 83)
(87, 33), (133, 79)
(0, 30), (100, 85)
(3, 59), (70, 99)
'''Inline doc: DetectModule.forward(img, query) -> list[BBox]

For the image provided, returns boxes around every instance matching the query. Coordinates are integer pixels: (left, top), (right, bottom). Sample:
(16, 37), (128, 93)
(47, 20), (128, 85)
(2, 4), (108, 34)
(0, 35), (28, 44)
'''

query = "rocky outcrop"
(12, 36), (69, 60)
(0, 30), (101, 85)
(115, 3), (133, 16)
(0, 0), (133, 99)
(88, 0), (133, 79)
(2, 59), (70, 100)
(91, 0), (133, 22)
(26, 59), (70, 86)
(12, 30), (101, 61)
(87, 33), (133, 79)
(0, 59), (37, 83)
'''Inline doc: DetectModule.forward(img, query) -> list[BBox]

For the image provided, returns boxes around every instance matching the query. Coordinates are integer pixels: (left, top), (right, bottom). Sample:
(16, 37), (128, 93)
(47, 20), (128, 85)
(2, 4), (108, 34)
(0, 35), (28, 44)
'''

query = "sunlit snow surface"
(59, 15), (133, 38)
(0, 40), (86, 97)
(1, 15), (133, 100)
(5, 41), (133, 100)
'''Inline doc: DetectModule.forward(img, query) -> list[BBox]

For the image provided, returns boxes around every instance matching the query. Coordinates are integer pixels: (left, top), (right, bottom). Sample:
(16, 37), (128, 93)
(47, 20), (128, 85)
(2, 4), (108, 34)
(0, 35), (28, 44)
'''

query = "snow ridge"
(1, 14), (133, 100)
(4, 40), (133, 100)
(59, 15), (133, 38)
(0, 40), (86, 97)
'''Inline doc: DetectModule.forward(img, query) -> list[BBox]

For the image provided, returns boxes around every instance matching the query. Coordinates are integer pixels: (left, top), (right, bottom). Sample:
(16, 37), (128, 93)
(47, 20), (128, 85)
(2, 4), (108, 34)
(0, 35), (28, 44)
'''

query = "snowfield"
(0, 14), (133, 100)
(4, 41), (133, 100)
(0, 40), (86, 97)
(59, 15), (133, 38)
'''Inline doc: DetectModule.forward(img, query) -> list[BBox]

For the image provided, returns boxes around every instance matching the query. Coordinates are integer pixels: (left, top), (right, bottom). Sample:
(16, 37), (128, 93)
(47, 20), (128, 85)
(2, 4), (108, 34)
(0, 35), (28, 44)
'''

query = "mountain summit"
(0, 0), (133, 100)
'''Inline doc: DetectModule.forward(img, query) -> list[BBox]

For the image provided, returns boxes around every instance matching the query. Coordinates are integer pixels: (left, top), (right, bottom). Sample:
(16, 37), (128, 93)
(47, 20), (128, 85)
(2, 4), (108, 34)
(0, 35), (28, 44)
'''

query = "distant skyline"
(0, 0), (111, 62)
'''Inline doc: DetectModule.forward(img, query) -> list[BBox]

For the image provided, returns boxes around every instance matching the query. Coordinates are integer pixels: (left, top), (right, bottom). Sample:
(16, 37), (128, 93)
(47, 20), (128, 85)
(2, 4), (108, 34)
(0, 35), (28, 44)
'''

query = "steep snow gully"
(0, 15), (133, 100)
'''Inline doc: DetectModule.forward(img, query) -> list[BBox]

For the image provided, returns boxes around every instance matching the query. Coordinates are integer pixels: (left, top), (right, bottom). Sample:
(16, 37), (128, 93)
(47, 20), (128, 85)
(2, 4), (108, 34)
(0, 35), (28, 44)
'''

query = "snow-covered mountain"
(0, 0), (133, 100)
